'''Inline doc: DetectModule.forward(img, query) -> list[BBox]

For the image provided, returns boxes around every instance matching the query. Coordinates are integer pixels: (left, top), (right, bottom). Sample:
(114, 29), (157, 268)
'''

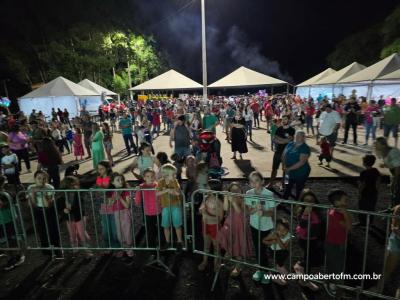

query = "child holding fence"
(135, 168), (161, 248)
(109, 172), (133, 258)
(0, 175), (25, 270)
(245, 171), (276, 284)
(157, 164), (183, 251)
(61, 176), (92, 257)
(217, 182), (253, 277)
(198, 181), (224, 272)
(324, 189), (352, 297)
(27, 170), (61, 256)
(95, 161), (119, 250)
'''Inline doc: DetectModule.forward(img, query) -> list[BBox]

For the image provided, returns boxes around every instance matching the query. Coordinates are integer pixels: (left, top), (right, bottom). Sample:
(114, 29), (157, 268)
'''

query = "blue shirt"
(119, 117), (133, 135)
(284, 142), (311, 180)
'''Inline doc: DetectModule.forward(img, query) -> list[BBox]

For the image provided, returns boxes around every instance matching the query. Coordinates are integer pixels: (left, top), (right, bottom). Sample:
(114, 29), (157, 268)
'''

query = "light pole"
(201, 0), (208, 105)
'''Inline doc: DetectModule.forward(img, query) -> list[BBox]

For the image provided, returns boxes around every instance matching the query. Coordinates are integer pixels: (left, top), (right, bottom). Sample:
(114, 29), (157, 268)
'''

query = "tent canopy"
(376, 68), (400, 81)
(78, 79), (117, 96)
(339, 53), (400, 84)
(315, 62), (366, 85)
(130, 69), (202, 91)
(296, 68), (336, 87)
(20, 76), (99, 99)
(208, 66), (287, 89)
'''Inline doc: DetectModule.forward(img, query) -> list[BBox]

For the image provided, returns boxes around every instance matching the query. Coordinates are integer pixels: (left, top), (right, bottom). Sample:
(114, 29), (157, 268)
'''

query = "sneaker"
(318, 162), (323, 166)
(261, 273), (270, 284)
(324, 282), (337, 297)
(252, 270), (263, 282)
(14, 255), (25, 267)
(326, 163), (330, 168)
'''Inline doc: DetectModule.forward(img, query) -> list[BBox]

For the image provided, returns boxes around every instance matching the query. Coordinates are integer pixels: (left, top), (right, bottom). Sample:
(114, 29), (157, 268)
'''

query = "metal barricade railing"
(11, 187), (188, 276)
(191, 188), (400, 300)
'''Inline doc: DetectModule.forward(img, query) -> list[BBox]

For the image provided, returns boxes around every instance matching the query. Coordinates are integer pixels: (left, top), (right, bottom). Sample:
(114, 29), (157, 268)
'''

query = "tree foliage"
(327, 5), (400, 68)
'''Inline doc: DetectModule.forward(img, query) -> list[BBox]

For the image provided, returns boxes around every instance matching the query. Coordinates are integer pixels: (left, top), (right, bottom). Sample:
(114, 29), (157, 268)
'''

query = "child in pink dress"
(217, 182), (253, 277)
(73, 127), (84, 160)
(109, 172), (133, 257)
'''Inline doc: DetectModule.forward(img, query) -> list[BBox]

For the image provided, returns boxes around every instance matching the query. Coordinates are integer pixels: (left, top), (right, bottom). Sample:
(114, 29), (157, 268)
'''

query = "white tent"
(308, 62), (366, 99)
(19, 76), (100, 118)
(372, 68), (400, 99)
(208, 66), (287, 89)
(130, 69), (202, 91)
(78, 79), (117, 96)
(338, 53), (400, 98)
(295, 68), (336, 98)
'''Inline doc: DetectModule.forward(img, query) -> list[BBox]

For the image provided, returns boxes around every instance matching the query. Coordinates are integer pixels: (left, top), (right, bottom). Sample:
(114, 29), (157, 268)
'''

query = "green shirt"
(383, 105), (400, 125)
(119, 118), (133, 135)
(245, 188), (276, 231)
(203, 114), (218, 132)
(0, 193), (14, 225)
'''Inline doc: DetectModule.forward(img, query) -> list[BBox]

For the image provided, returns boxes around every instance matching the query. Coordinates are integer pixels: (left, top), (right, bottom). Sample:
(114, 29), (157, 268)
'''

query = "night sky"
(0, 0), (399, 85)
(135, 0), (398, 84)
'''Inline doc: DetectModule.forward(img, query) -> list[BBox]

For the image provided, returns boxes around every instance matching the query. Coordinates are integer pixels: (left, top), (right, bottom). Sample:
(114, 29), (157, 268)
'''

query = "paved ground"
(19, 119), (393, 184)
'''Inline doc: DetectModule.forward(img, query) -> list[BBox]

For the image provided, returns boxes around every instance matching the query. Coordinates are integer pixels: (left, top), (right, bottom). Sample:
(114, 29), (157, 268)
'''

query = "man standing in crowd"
(318, 104), (341, 159)
(119, 112), (137, 156)
(342, 97), (360, 145)
(225, 104), (236, 142)
(268, 115), (295, 188)
(251, 99), (261, 128)
(81, 114), (94, 159)
(170, 115), (192, 180)
(383, 98), (400, 148)
(202, 108), (219, 133)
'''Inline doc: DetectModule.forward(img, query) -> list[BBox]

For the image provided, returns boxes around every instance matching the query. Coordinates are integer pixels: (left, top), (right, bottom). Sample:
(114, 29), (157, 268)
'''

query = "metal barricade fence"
(8, 187), (188, 276)
(191, 188), (400, 300)
(0, 191), (24, 252)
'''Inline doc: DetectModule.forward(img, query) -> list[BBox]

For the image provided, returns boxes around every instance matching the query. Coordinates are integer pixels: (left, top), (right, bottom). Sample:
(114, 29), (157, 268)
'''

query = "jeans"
(283, 176), (308, 200)
(344, 121), (357, 143)
(251, 227), (270, 268)
(245, 120), (253, 138)
(364, 122), (376, 142)
(123, 134), (137, 155)
(305, 116), (314, 135)
(152, 125), (160, 136)
(253, 113), (260, 127)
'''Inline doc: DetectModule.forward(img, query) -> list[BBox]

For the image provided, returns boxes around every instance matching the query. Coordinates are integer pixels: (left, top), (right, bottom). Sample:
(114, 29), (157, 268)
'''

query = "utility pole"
(201, 0), (208, 106)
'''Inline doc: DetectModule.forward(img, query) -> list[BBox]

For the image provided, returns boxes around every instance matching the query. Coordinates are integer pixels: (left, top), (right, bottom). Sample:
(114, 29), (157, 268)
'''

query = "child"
(1, 145), (20, 188)
(64, 124), (74, 150)
(27, 170), (61, 256)
(356, 154), (380, 226)
(0, 175), (25, 270)
(135, 168), (161, 248)
(184, 156), (198, 200)
(317, 136), (332, 167)
(245, 171), (276, 284)
(324, 189), (352, 297)
(73, 127), (84, 160)
(198, 181), (224, 272)
(61, 176), (92, 256)
(270, 119), (279, 151)
(109, 173), (133, 257)
(157, 164), (184, 250)
(216, 182), (253, 277)
(263, 218), (291, 277)
(95, 161), (119, 250)
(155, 152), (171, 179)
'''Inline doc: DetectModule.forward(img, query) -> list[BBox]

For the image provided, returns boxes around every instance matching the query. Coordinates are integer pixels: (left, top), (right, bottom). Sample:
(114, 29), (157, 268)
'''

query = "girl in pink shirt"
(135, 168), (161, 248)
(109, 172), (133, 257)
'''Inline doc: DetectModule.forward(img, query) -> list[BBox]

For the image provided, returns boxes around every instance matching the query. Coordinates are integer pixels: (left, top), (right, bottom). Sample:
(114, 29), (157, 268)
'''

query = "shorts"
(272, 151), (283, 171)
(174, 147), (191, 159)
(202, 222), (218, 239)
(161, 206), (183, 228)
(384, 124), (399, 138)
(104, 141), (113, 151)
(325, 131), (338, 147)
(388, 233), (400, 254)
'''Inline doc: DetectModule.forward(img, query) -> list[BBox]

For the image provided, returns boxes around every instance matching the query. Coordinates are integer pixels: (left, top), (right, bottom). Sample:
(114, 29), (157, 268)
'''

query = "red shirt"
(166, 110), (174, 119)
(152, 112), (161, 125)
(326, 209), (347, 245)
(135, 183), (161, 216)
(251, 102), (260, 113)
(305, 106), (315, 117)
(96, 176), (110, 188)
(110, 191), (130, 211)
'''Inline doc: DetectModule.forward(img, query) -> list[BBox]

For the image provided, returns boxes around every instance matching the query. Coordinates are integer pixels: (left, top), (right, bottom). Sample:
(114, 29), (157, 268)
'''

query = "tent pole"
(286, 84), (289, 95)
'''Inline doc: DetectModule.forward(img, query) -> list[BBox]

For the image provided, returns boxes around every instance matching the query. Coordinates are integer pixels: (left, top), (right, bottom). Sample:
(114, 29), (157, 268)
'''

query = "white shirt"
(318, 111), (341, 136)
(243, 109), (254, 122)
(1, 153), (18, 175)
(270, 232), (291, 250)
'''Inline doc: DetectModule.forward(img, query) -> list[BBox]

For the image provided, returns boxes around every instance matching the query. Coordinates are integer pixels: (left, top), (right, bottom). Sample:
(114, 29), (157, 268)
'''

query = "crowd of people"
(0, 91), (400, 298)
